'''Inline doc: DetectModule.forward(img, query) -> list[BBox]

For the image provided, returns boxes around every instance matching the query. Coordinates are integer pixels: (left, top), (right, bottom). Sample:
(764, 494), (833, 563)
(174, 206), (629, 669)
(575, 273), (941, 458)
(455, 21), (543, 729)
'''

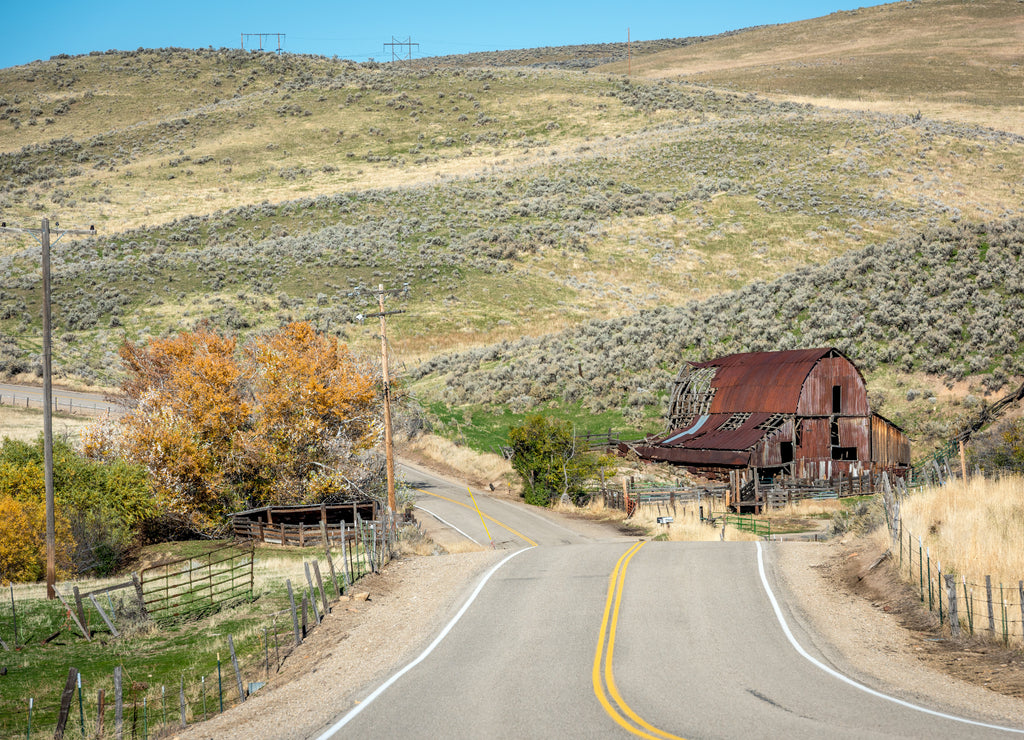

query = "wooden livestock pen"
(231, 501), (378, 547)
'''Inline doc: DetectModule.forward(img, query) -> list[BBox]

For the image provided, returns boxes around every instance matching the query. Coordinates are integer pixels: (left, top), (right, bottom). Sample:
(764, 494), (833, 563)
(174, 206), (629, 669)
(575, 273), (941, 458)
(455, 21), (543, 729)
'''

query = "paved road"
(401, 460), (613, 549)
(8, 384), (1022, 736)
(0, 382), (122, 415)
(320, 485), (1024, 739)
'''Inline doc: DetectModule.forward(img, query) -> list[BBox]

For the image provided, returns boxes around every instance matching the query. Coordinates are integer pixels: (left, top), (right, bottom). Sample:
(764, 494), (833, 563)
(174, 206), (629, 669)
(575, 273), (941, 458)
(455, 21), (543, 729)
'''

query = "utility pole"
(627, 27), (631, 77)
(241, 33), (286, 52)
(372, 285), (406, 517)
(0, 219), (95, 599)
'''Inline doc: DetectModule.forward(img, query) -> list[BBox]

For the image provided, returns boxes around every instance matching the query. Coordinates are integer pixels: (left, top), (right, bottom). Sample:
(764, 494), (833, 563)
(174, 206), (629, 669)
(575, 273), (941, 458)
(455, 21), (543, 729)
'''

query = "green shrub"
(0, 436), (154, 575)
(508, 414), (612, 506)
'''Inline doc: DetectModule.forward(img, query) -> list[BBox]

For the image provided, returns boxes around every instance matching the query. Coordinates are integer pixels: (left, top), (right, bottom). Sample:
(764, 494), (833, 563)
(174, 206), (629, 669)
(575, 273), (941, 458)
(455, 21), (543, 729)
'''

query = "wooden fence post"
(312, 560), (330, 616)
(986, 575), (996, 636)
(286, 580), (301, 646)
(96, 688), (106, 739)
(114, 666), (123, 740)
(179, 675), (187, 727)
(54, 667), (78, 739)
(72, 586), (90, 639)
(53, 587), (91, 641)
(131, 573), (148, 619)
(945, 574), (960, 637)
(304, 562), (321, 625)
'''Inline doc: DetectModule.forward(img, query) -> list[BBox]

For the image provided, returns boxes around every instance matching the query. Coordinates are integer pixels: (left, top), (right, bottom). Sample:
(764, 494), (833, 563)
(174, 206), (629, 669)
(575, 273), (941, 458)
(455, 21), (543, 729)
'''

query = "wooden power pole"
(0, 219), (95, 599)
(375, 285), (405, 517)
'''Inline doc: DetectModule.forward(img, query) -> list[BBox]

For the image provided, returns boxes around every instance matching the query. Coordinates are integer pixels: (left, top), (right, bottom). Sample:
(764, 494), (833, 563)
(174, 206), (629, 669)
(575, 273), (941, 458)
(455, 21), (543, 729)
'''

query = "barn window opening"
(719, 412), (751, 431)
(830, 419), (840, 447)
(756, 413), (787, 432)
(780, 441), (794, 463)
(832, 385), (842, 414)
(832, 446), (858, 461)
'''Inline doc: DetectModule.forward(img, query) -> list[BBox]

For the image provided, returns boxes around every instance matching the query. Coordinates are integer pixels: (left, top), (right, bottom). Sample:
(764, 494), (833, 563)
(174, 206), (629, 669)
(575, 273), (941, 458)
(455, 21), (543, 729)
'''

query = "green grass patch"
(423, 400), (658, 453)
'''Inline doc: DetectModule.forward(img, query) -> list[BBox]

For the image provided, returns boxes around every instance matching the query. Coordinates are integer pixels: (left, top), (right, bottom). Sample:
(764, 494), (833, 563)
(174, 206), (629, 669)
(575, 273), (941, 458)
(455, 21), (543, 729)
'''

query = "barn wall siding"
(796, 356), (869, 417)
(798, 418), (830, 459)
(640, 348), (911, 474)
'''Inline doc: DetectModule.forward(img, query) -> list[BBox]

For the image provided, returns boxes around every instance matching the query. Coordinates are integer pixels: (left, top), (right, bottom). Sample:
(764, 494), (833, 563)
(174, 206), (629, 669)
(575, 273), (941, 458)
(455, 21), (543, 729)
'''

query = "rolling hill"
(1, 0), (1022, 450)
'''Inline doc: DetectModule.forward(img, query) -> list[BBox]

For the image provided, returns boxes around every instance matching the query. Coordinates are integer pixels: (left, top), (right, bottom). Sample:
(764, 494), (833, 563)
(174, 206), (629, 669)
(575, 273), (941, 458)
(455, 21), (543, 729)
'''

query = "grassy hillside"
(1, 0), (1022, 454)
(413, 218), (1024, 449)
(2, 55), (1021, 380)
(608, 0), (1024, 134)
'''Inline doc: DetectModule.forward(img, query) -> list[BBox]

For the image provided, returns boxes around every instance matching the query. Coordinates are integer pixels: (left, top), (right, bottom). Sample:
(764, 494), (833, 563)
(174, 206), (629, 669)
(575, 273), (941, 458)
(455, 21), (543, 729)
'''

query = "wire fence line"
(0, 389), (123, 416)
(0, 515), (406, 739)
(882, 479), (1024, 648)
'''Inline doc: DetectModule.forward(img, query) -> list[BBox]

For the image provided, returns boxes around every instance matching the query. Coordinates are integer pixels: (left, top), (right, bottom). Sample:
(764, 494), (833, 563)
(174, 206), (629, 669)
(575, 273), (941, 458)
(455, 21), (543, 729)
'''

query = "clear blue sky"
(1, 0), (875, 69)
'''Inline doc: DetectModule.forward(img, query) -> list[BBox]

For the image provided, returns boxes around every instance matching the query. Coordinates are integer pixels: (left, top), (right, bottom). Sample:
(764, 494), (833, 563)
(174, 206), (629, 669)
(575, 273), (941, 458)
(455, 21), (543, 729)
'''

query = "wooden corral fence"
(139, 544), (254, 624)
(594, 478), (729, 515)
(230, 502), (378, 547)
(598, 472), (882, 516)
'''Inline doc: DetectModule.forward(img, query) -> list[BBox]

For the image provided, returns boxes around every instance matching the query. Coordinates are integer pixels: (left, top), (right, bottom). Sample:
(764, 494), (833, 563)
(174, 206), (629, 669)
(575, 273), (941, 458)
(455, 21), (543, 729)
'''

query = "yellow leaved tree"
(88, 322), (380, 534)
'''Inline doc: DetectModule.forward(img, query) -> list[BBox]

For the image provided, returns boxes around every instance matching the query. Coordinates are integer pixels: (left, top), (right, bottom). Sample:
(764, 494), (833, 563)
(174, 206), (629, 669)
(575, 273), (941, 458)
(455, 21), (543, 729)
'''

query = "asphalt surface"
(402, 460), (610, 549)
(317, 463), (1024, 739)
(321, 538), (1024, 739)
(0, 381), (122, 415)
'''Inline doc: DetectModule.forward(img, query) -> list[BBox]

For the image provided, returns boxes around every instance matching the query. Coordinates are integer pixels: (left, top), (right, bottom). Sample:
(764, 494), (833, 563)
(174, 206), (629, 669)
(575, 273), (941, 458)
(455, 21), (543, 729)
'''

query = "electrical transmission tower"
(241, 33), (286, 52)
(383, 36), (419, 61)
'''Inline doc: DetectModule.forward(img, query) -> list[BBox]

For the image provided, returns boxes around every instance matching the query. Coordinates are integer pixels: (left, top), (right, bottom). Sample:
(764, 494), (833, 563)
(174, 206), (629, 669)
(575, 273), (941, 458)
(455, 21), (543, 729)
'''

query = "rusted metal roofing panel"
(649, 413), (773, 452)
(690, 348), (837, 414)
(633, 445), (751, 467)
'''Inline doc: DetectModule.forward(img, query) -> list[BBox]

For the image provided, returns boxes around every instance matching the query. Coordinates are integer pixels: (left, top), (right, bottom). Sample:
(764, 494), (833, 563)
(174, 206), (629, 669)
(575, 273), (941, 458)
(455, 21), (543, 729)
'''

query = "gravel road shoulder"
(773, 539), (1024, 727)
(173, 548), (506, 740)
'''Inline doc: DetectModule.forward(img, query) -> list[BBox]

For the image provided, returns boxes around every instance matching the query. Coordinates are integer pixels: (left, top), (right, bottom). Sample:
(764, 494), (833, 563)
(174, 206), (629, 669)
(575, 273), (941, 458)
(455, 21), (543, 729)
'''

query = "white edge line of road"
(756, 541), (1024, 735)
(414, 503), (481, 545)
(313, 546), (532, 739)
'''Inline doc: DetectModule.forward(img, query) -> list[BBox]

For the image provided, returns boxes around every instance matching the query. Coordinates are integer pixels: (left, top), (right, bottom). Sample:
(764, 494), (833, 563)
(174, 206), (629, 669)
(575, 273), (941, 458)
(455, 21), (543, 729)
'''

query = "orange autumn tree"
(98, 322), (379, 533)
(232, 322), (378, 505)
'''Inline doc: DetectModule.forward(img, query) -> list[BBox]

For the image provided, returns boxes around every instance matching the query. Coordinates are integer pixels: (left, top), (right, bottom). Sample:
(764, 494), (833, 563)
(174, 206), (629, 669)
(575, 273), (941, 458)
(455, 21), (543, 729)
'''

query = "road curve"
(318, 541), (1024, 739)
(400, 459), (618, 549)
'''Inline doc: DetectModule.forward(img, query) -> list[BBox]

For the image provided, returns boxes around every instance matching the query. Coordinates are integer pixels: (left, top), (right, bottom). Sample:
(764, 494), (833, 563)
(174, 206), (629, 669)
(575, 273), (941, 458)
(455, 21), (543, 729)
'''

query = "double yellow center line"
(593, 541), (687, 740)
(415, 488), (538, 547)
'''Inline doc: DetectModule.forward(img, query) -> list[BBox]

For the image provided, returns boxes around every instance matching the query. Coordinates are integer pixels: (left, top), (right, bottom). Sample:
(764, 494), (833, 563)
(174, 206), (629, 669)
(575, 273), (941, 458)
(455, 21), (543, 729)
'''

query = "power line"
(241, 33), (286, 52)
(383, 36), (419, 62)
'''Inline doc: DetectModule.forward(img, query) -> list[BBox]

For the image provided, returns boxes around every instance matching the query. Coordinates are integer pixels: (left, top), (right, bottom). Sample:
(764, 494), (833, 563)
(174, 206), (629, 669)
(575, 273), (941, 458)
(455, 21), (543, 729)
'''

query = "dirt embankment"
(775, 538), (1024, 726)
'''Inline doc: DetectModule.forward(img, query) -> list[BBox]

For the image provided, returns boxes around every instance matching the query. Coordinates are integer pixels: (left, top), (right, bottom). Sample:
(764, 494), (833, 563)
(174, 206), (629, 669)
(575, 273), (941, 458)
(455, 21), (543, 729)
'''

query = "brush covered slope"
(0, 0), (1021, 452)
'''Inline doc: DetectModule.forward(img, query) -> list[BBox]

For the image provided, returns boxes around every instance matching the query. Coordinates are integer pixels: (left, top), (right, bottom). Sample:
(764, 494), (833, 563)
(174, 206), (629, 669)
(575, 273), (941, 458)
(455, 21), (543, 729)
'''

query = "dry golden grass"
(0, 404), (95, 444)
(611, 0), (1024, 116)
(400, 433), (514, 490)
(438, 540), (489, 554)
(557, 497), (759, 541)
(898, 476), (1024, 590)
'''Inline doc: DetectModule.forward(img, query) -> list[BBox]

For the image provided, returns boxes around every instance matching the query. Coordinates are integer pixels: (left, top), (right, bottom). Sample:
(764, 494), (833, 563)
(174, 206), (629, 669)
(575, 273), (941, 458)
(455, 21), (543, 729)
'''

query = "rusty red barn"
(635, 348), (910, 478)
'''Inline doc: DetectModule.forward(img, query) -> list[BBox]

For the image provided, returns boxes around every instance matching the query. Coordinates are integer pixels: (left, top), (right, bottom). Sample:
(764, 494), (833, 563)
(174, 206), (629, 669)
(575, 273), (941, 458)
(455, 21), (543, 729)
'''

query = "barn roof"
(693, 347), (847, 414)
